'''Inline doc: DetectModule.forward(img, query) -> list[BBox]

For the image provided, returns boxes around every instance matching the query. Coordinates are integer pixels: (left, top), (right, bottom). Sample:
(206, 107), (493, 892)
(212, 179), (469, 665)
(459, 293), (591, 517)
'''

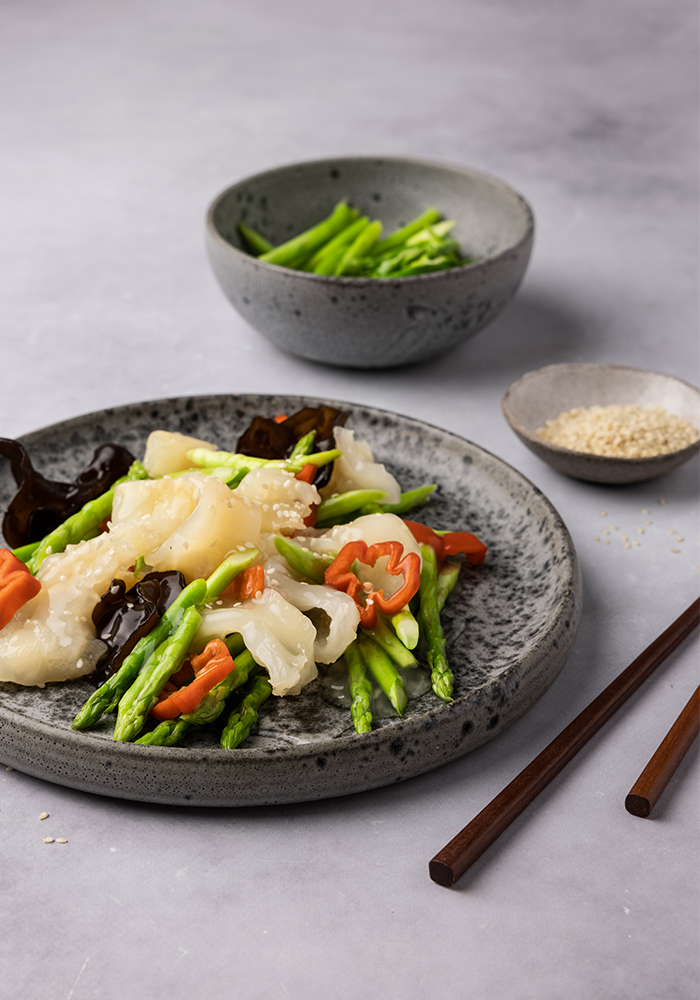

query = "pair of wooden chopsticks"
(429, 598), (699, 888)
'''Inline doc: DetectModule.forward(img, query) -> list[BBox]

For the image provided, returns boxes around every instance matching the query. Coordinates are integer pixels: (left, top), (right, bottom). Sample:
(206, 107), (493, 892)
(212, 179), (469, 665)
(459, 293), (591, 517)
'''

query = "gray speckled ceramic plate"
(0, 395), (582, 806)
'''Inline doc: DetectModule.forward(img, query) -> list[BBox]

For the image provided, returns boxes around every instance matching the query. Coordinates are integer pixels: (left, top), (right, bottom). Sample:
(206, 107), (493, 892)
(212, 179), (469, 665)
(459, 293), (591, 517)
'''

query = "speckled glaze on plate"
(0, 395), (582, 806)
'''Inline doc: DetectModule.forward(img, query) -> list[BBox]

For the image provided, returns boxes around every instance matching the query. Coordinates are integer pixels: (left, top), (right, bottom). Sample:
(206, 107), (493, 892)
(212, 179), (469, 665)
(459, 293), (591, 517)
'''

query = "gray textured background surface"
(0, 1), (698, 998)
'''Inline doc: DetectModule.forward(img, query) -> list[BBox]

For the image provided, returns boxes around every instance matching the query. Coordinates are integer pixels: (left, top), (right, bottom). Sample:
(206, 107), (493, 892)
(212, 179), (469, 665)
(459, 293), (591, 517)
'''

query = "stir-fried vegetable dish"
(0, 407), (487, 748)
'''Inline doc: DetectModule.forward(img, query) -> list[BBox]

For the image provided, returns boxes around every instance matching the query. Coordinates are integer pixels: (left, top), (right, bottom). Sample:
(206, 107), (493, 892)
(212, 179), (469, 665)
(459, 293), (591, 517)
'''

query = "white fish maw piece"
(113, 473), (263, 582)
(142, 430), (217, 477)
(319, 427), (401, 504)
(196, 590), (318, 696)
(234, 468), (319, 534)
(264, 556), (360, 663)
(0, 524), (154, 684)
(298, 513), (422, 599)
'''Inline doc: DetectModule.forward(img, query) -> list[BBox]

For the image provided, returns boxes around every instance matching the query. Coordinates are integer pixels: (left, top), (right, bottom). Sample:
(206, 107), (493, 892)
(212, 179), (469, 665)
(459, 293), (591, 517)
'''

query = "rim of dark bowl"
(205, 154), (535, 284)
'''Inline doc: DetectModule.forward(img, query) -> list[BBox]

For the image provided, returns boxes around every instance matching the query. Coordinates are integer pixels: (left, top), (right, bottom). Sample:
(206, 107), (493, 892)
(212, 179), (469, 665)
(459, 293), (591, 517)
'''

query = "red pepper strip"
(274, 414), (288, 424)
(403, 521), (487, 567)
(220, 563), (265, 602)
(294, 464), (319, 525)
(150, 638), (235, 721)
(0, 548), (41, 631)
(295, 463), (316, 484)
(324, 540), (421, 629)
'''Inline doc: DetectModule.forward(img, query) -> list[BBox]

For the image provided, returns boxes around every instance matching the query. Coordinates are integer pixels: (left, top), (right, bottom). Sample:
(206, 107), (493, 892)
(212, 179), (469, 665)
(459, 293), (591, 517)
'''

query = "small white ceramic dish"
(502, 363), (700, 484)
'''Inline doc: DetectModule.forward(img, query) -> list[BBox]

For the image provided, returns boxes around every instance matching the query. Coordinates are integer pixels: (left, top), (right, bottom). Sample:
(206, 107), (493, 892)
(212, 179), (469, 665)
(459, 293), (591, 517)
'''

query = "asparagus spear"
(27, 461), (149, 575)
(334, 220), (382, 276)
(344, 639), (373, 734)
(363, 616), (418, 670)
(418, 543), (453, 702)
(372, 209), (441, 255)
(315, 488), (387, 527)
(202, 547), (261, 603)
(187, 447), (341, 474)
(390, 606), (420, 650)
(220, 675), (273, 749)
(307, 217), (370, 274)
(237, 222), (273, 255)
(273, 536), (333, 584)
(113, 604), (202, 742)
(437, 561), (460, 613)
(11, 541), (40, 563)
(288, 430), (316, 460)
(258, 202), (357, 267)
(358, 633), (407, 716)
(71, 577), (208, 730)
(358, 484), (437, 517)
(135, 648), (259, 747)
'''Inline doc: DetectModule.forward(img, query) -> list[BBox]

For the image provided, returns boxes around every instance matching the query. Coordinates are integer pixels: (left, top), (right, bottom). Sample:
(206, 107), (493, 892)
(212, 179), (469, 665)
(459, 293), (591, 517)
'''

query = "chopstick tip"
(429, 858), (456, 887)
(625, 793), (652, 818)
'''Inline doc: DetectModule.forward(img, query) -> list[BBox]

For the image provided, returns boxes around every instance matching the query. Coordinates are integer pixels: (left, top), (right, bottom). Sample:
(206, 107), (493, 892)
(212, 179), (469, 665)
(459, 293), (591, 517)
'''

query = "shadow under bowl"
(502, 363), (700, 484)
(205, 156), (534, 368)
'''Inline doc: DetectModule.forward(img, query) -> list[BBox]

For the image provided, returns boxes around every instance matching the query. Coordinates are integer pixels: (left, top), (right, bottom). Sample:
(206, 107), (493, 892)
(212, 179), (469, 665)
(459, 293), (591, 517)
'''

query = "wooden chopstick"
(429, 598), (700, 888)
(625, 684), (700, 818)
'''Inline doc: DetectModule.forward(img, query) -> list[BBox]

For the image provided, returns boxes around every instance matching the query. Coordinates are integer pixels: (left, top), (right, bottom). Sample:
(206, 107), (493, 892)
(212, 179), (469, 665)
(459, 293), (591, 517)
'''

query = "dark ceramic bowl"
(205, 157), (534, 368)
(502, 363), (700, 484)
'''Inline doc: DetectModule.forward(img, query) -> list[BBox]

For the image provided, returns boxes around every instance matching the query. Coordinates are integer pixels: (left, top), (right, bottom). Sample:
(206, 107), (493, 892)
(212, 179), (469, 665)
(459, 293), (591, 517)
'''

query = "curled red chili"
(150, 638), (235, 721)
(0, 549), (41, 631)
(403, 521), (487, 566)
(324, 540), (421, 629)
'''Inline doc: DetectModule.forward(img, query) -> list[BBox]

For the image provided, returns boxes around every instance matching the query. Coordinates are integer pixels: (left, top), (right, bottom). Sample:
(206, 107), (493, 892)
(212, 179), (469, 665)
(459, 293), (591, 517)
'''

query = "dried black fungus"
(0, 439), (135, 547)
(235, 405), (349, 488)
(90, 570), (185, 685)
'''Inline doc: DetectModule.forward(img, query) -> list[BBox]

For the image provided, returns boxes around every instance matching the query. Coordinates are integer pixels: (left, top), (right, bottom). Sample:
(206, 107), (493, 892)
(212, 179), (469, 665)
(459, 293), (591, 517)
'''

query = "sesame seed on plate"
(659, 498), (667, 505)
(603, 529), (610, 536)
(637, 528), (644, 534)
(671, 548), (680, 554)
(677, 537), (685, 542)
(56, 838), (68, 844)
(43, 837), (54, 844)
(641, 508), (649, 513)
(600, 511), (607, 517)
(39, 812), (49, 820)
(624, 543), (631, 550)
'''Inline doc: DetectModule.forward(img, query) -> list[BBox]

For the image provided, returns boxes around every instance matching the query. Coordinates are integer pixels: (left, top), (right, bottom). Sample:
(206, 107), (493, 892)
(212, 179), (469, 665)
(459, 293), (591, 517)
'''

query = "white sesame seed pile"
(537, 405), (699, 458)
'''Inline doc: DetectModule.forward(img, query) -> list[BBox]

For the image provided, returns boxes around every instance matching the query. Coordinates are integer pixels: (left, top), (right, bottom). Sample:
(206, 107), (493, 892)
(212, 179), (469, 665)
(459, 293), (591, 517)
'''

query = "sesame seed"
(610, 525), (619, 530)
(39, 812), (49, 820)
(633, 542), (641, 547)
(624, 543), (631, 550)
(641, 508), (649, 514)
(604, 540), (611, 545)
(637, 528), (644, 534)
(5, 766), (13, 772)
(56, 838), (68, 844)
(600, 511), (607, 517)
(668, 529), (676, 535)
(594, 536), (600, 542)
(644, 520), (652, 525)
(603, 529), (610, 536)
(622, 535), (629, 541)
(659, 499), (667, 505)
(671, 548), (680, 554)
(677, 537), (685, 543)
(43, 837), (54, 844)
